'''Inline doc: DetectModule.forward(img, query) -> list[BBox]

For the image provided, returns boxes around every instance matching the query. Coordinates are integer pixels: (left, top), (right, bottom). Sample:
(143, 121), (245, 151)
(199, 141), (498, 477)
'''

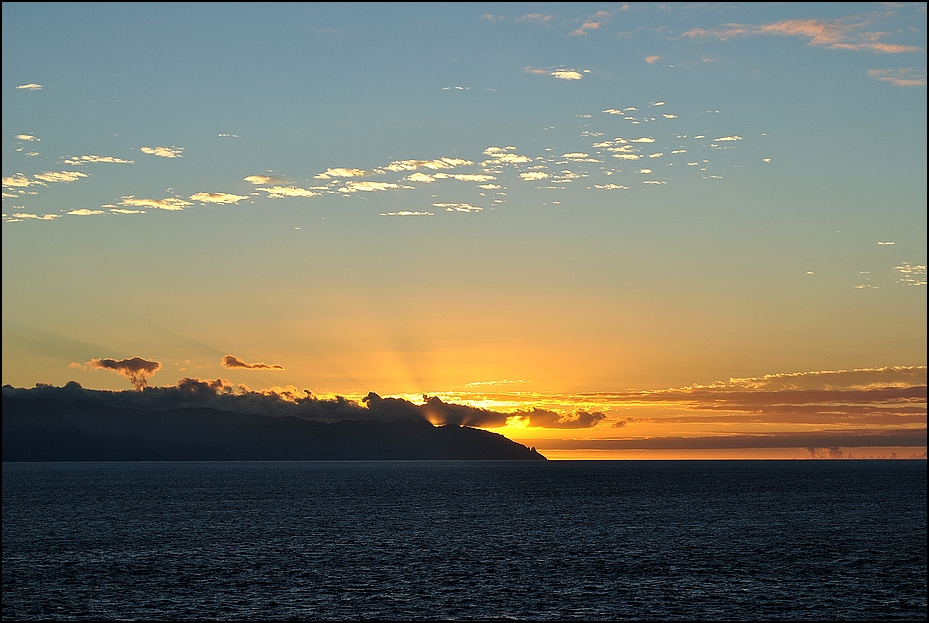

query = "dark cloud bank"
(1, 381), (551, 461)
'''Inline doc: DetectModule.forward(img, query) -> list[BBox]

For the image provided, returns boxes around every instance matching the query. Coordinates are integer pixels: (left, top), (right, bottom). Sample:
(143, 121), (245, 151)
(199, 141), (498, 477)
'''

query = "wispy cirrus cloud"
(682, 16), (924, 54)
(140, 146), (183, 158)
(868, 67), (926, 86)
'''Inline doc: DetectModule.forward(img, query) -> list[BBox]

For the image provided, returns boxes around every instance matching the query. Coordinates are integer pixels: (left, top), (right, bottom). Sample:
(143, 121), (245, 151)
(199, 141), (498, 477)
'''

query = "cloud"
(314, 167), (367, 179)
(570, 10), (613, 36)
(405, 172), (435, 183)
(339, 181), (402, 193)
(878, 241), (895, 245)
(603, 108), (624, 115)
(519, 171), (550, 181)
(433, 202), (483, 213)
(221, 355), (284, 371)
(715, 135), (742, 141)
(868, 68), (927, 86)
(595, 184), (629, 190)
(663, 114), (678, 119)
(67, 209), (105, 216)
(894, 262), (927, 286)
(551, 69), (584, 80)
(478, 184), (501, 189)
(244, 175), (286, 185)
(9, 213), (60, 221)
(254, 185), (322, 198)
(190, 192), (249, 204)
(516, 14), (553, 26)
(630, 137), (656, 143)
(682, 17), (924, 54)
(645, 55), (662, 64)
(612, 154), (642, 160)
(16, 84), (42, 90)
(15, 134), (39, 141)
(482, 148), (532, 166)
(2, 173), (42, 188)
(649, 152), (664, 158)
(109, 208), (145, 215)
(480, 14), (505, 22)
(87, 357), (162, 390)
(62, 155), (134, 165)
(140, 146), (183, 158)
(433, 173), (498, 182)
(639, 168), (653, 174)
(33, 171), (89, 183)
(381, 211), (434, 216)
(120, 196), (192, 211)
(383, 157), (472, 172)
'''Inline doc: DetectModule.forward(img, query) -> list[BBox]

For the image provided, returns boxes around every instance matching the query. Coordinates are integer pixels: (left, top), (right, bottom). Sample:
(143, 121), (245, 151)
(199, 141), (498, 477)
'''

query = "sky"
(2, 2), (926, 459)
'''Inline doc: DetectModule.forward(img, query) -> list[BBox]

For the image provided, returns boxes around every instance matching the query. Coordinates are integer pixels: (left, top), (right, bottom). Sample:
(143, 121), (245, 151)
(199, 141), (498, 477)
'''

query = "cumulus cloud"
(244, 175), (286, 185)
(9, 212), (60, 221)
(67, 209), (105, 216)
(868, 68), (927, 86)
(595, 184), (629, 190)
(384, 158), (471, 172)
(510, 409), (606, 428)
(482, 147), (532, 166)
(613, 154), (642, 160)
(570, 10), (613, 36)
(519, 171), (550, 180)
(516, 13), (553, 26)
(639, 168), (653, 174)
(314, 167), (367, 179)
(630, 137), (656, 143)
(254, 185), (322, 198)
(339, 181), (402, 193)
(15, 134), (39, 141)
(478, 184), (501, 189)
(715, 135), (742, 141)
(221, 355), (284, 371)
(33, 171), (89, 183)
(120, 196), (192, 211)
(433, 173), (498, 182)
(551, 69), (585, 80)
(140, 146), (183, 158)
(190, 192), (249, 204)
(645, 55), (662, 64)
(381, 211), (434, 216)
(2, 173), (42, 188)
(109, 208), (145, 215)
(405, 172), (435, 183)
(603, 108), (624, 115)
(433, 202), (482, 213)
(87, 357), (162, 390)
(663, 114), (678, 119)
(16, 83), (43, 90)
(878, 241), (895, 245)
(62, 155), (134, 165)
(682, 17), (923, 54)
(894, 262), (927, 286)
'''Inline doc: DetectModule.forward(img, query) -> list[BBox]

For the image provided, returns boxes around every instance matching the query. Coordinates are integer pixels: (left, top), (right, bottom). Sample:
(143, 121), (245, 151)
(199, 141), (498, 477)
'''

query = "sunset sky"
(3, 3), (925, 458)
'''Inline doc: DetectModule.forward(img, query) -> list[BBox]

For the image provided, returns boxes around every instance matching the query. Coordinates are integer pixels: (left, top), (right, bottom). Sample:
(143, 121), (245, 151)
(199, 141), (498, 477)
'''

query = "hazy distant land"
(2, 391), (546, 461)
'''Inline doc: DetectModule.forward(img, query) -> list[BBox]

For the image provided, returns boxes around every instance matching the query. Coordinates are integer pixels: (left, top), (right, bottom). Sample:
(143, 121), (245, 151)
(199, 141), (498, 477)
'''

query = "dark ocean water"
(2, 460), (926, 621)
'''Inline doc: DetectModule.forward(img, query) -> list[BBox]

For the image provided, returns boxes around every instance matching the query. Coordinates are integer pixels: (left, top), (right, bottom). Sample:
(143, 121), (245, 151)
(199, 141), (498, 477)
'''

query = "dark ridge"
(1, 395), (546, 461)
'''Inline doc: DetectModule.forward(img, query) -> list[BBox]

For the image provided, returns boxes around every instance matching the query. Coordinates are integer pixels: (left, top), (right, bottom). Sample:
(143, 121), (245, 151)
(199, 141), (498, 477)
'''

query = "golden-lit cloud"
(570, 10), (612, 36)
(639, 168), (653, 174)
(109, 208), (145, 215)
(715, 135), (742, 141)
(2, 173), (41, 188)
(339, 181), (402, 193)
(32, 171), (88, 183)
(612, 154), (642, 160)
(894, 262), (927, 286)
(867, 68), (927, 86)
(190, 192), (249, 204)
(405, 172), (435, 183)
(433, 202), (483, 212)
(645, 55), (662, 64)
(595, 184), (629, 190)
(120, 196), (192, 211)
(482, 147), (532, 166)
(682, 17), (924, 54)
(383, 157), (472, 172)
(244, 174), (286, 185)
(630, 137), (656, 143)
(140, 146), (183, 158)
(16, 83), (42, 90)
(221, 354), (284, 371)
(15, 134), (39, 141)
(478, 184), (501, 189)
(314, 167), (367, 179)
(603, 108), (624, 115)
(9, 212), (60, 221)
(66, 209), (105, 216)
(62, 155), (134, 165)
(433, 173), (498, 182)
(381, 211), (434, 216)
(87, 356), (161, 390)
(663, 114), (678, 119)
(254, 185), (322, 198)
(551, 69), (584, 80)
(878, 241), (895, 245)
(519, 171), (549, 181)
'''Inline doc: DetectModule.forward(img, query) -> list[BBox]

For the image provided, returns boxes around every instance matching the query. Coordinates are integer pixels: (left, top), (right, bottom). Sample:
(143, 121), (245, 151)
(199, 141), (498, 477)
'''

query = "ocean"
(2, 460), (926, 620)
